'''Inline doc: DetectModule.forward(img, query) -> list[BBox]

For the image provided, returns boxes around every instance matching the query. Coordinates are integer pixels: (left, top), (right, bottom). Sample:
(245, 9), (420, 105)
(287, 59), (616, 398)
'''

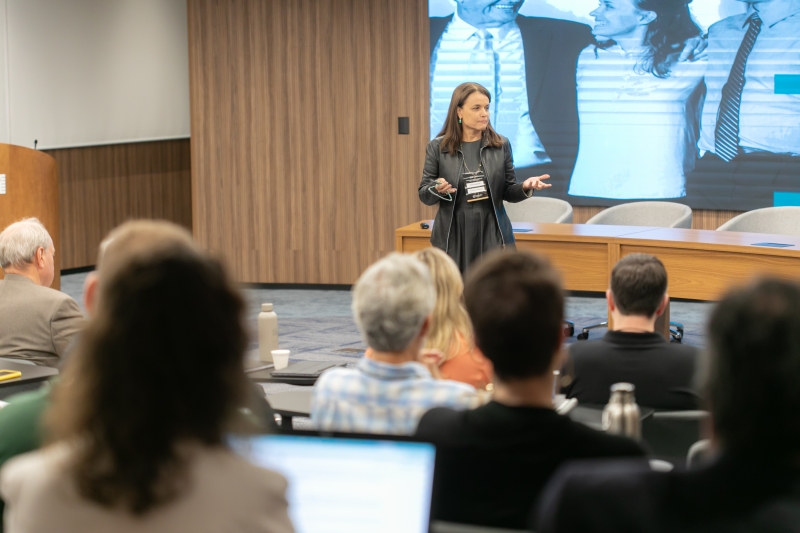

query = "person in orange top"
(414, 248), (493, 391)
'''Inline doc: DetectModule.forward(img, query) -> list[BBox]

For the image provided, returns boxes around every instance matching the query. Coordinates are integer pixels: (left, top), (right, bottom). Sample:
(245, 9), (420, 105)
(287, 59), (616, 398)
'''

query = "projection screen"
(429, 0), (800, 211)
(0, 0), (189, 150)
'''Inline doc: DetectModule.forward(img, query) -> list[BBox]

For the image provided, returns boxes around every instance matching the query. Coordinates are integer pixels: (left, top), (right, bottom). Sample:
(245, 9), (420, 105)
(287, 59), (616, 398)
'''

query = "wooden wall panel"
(187, 0), (750, 284)
(574, 206), (743, 230)
(188, 0), (433, 284)
(49, 139), (192, 270)
(0, 144), (61, 289)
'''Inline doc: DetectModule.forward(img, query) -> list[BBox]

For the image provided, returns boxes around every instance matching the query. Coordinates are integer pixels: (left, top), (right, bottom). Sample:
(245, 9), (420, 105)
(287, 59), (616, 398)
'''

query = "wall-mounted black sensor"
(398, 117), (409, 135)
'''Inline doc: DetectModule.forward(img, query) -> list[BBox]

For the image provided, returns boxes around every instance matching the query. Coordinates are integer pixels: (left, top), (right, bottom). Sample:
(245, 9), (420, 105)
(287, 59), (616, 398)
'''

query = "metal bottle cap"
(610, 383), (635, 393)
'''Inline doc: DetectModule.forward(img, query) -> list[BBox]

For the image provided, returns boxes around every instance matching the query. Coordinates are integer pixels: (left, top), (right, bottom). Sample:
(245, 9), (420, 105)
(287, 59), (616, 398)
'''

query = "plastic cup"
(272, 349), (290, 370)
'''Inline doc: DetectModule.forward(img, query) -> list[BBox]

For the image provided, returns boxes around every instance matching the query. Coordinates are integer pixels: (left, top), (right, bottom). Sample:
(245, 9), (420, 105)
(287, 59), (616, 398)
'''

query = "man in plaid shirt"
(311, 253), (479, 435)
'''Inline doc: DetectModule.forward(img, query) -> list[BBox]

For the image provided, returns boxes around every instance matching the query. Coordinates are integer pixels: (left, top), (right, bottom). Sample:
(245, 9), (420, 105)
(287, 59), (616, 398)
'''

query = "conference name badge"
(464, 171), (489, 202)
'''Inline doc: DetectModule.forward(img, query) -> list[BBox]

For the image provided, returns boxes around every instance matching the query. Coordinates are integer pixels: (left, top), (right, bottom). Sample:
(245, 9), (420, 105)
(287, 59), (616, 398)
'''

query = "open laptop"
(232, 432), (436, 533)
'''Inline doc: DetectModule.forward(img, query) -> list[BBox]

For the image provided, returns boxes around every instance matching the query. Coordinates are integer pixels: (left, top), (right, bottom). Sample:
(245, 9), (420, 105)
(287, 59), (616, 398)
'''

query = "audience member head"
(707, 278), (800, 460)
(81, 220), (196, 315)
(46, 220), (250, 515)
(608, 254), (668, 324)
(464, 251), (564, 381)
(0, 217), (56, 287)
(352, 252), (435, 357)
(414, 248), (473, 361)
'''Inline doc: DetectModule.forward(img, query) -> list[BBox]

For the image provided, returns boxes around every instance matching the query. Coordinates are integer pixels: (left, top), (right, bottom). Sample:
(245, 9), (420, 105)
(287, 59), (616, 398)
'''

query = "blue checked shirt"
(311, 357), (479, 435)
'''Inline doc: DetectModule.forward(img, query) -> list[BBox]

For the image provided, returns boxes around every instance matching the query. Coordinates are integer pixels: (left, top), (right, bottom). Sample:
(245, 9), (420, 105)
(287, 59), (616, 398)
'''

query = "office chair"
(717, 206), (800, 237)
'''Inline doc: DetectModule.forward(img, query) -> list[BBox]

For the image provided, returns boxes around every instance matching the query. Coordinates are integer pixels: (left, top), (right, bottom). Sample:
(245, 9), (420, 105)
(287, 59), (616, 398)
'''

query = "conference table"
(396, 220), (800, 336)
(398, 220), (800, 296)
(268, 389), (314, 429)
(266, 388), (654, 433)
(0, 358), (59, 401)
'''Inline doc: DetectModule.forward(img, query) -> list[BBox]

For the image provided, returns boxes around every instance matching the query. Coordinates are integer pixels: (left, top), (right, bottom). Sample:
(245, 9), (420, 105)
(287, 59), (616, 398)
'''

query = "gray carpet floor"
(61, 271), (715, 428)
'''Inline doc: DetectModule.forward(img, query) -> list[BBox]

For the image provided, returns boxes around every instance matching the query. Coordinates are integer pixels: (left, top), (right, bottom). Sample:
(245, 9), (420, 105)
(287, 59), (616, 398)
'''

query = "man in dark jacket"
(430, 2), (592, 194)
(538, 278), (800, 533)
(415, 251), (644, 530)
(563, 253), (700, 410)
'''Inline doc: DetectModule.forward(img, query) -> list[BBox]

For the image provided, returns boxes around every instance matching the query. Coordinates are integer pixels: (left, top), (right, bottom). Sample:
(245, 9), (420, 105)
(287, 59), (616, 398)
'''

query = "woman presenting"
(419, 82), (550, 274)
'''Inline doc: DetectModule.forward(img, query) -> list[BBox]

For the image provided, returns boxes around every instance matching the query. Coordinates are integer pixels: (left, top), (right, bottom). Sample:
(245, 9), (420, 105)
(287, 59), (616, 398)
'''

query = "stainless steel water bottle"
(602, 382), (641, 441)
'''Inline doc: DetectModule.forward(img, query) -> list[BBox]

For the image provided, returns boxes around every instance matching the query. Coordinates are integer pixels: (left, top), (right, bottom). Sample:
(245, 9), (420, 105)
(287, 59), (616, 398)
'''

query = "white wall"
(0, 0), (10, 145)
(0, 0), (189, 150)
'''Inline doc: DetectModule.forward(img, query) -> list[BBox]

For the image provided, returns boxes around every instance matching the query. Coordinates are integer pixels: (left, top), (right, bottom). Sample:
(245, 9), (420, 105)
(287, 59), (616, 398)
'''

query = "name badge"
(464, 171), (489, 202)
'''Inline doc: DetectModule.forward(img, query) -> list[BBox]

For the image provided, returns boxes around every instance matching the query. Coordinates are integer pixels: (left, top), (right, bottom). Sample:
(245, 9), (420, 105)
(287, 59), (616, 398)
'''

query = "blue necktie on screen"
(715, 13), (762, 162)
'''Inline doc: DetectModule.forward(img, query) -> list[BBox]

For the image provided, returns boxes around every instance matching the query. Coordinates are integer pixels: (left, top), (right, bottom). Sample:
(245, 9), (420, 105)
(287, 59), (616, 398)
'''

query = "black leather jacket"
(418, 135), (532, 252)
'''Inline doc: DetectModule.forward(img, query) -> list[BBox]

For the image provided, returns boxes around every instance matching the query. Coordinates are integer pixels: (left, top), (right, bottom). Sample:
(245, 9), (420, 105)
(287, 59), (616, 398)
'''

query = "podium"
(0, 144), (60, 290)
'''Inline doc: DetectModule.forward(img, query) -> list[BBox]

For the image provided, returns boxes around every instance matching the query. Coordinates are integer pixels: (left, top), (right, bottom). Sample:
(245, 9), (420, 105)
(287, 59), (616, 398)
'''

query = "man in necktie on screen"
(697, 0), (800, 208)
(429, 1), (594, 193)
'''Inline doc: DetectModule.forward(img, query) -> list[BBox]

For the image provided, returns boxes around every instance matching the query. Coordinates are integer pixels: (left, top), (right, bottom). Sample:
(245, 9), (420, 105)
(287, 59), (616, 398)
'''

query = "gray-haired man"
(311, 253), (479, 435)
(0, 218), (84, 366)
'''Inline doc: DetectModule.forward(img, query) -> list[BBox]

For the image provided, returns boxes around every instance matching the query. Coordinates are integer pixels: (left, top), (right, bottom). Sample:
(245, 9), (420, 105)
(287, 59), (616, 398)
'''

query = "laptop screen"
(233, 434), (436, 533)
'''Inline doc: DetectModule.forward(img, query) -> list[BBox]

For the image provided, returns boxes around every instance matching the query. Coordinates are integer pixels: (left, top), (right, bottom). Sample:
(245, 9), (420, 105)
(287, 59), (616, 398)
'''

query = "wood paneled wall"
(49, 139), (192, 269)
(187, 0), (433, 284)
(187, 0), (747, 284)
(573, 206), (744, 230)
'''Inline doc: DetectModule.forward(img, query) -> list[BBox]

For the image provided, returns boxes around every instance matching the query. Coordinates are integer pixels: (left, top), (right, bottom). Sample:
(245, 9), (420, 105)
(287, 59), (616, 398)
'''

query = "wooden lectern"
(0, 144), (60, 290)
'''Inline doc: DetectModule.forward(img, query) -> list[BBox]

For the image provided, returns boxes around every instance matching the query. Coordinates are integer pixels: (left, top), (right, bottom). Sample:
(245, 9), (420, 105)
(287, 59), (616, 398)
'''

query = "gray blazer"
(418, 135), (531, 252)
(0, 274), (85, 367)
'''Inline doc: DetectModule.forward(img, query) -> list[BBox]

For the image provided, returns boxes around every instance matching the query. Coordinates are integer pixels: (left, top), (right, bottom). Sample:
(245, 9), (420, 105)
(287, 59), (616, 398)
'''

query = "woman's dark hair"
(436, 82), (504, 156)
(637, 0), (702, 77)
(598, 0), (702, 78)
(46, 249), (250, 515)
(707, 278), (800, 458)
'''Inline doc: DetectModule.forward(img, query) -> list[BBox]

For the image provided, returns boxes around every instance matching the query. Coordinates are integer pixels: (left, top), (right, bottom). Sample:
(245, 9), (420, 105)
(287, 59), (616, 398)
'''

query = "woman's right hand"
(434, 178), (457, 195)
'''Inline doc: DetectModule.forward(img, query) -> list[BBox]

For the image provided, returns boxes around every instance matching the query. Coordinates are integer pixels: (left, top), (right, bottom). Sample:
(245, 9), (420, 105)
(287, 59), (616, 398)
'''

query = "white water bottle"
(258, 303), (279, 362)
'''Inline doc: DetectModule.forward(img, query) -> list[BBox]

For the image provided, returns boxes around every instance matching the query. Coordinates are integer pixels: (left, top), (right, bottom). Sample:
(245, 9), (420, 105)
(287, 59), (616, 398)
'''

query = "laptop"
(270, 361), (343, 378)
(232, 433), (436, 533)
(247, 361), (346, 385)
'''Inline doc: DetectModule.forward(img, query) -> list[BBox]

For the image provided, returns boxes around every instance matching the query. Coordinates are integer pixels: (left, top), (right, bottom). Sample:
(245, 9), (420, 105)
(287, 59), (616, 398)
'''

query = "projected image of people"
(429, 1), (595, 185)
(568, 0), (706, 199)
(700, 0), (800, 159)
(429, 0), (800, 210)
(691, 0), (800, 209)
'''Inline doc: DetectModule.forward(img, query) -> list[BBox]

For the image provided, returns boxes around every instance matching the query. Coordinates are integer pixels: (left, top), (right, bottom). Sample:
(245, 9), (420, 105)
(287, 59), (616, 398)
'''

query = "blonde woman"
(414, 247), (493, 390)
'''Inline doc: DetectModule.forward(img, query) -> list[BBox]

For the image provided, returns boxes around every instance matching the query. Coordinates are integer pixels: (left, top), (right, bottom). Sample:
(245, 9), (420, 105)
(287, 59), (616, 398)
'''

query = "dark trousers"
(686, 151), (800, 211)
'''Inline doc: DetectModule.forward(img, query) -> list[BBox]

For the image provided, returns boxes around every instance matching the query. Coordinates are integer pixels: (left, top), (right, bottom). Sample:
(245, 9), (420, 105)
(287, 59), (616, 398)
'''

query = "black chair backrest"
(642, 411), (709, 465)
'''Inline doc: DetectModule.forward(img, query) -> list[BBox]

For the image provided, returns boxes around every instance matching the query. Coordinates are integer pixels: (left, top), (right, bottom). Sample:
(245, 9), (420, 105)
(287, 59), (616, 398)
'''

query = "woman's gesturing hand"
(435, 178), (457, 195)
(522, 174), (552, 192)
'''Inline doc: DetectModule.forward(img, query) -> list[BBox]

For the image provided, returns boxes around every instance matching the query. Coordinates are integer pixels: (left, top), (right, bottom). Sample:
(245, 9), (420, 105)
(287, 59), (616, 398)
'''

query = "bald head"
(84, 221), (199, 315)
(97, 220), (197, 277)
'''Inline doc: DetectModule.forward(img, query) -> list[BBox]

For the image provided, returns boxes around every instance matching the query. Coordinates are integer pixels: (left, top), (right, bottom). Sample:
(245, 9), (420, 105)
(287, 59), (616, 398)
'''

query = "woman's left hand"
(522, 174), (552, 192)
